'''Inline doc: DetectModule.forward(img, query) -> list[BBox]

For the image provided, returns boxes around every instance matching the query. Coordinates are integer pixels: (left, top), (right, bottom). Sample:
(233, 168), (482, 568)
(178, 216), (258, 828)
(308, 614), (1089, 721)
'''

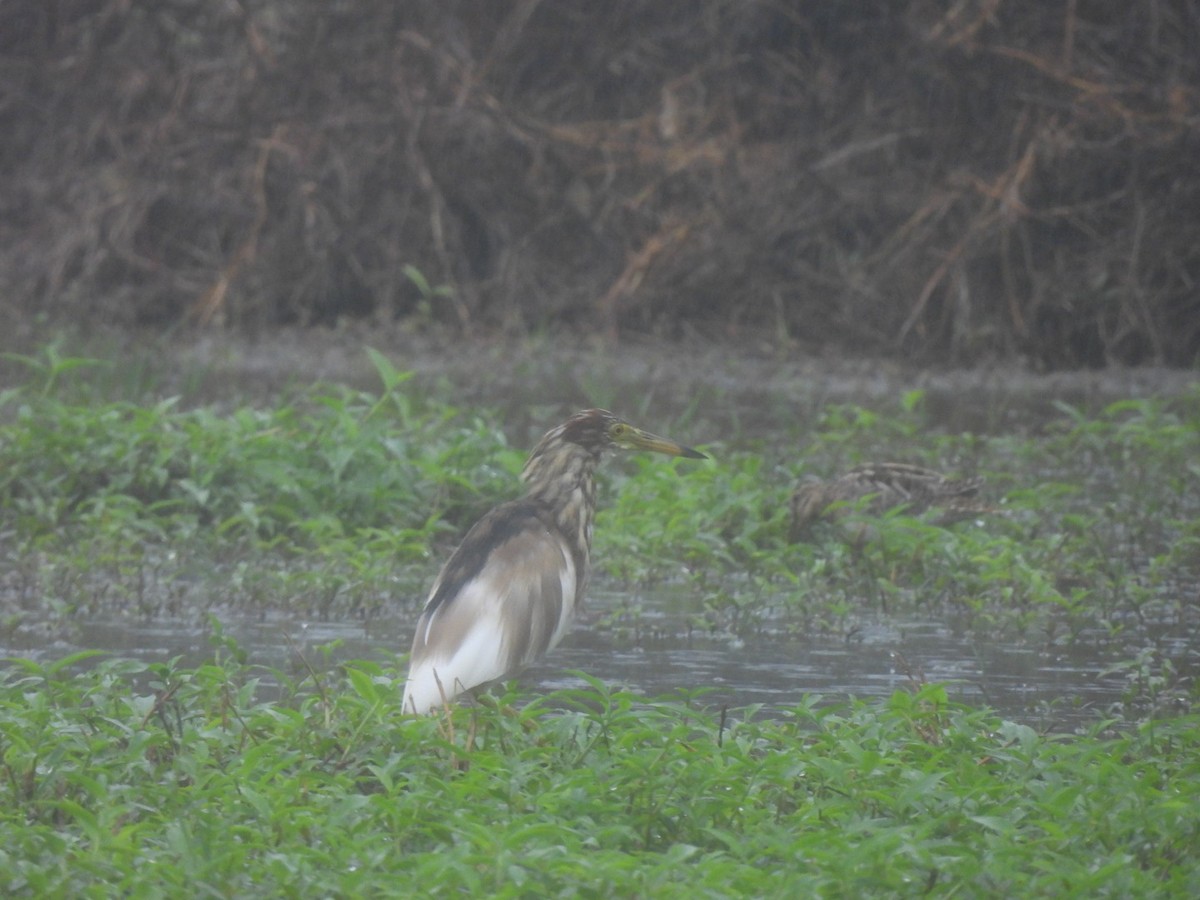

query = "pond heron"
(403, 409), (706, 715)
(789, 462), (988, 542)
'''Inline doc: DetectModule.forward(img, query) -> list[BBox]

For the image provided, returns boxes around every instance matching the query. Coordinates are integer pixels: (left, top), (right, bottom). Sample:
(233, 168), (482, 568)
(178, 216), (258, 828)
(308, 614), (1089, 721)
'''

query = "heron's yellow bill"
(614, 424), (707, 460)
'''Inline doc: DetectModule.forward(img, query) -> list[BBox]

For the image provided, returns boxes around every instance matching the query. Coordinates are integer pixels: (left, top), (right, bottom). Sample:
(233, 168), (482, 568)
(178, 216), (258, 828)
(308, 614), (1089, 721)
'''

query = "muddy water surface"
(5, 589), (1182, 730)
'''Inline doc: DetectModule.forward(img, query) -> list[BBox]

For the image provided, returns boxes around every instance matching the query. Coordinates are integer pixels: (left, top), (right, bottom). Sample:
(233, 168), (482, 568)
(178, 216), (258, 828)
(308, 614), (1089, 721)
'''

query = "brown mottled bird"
(402, 409), (706, 715)
(788, 462), (988, 542)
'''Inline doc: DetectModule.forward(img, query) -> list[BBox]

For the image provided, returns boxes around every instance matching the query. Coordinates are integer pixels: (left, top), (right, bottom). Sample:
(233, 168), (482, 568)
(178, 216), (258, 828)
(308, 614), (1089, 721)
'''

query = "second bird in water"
(788, 462), (991, 543)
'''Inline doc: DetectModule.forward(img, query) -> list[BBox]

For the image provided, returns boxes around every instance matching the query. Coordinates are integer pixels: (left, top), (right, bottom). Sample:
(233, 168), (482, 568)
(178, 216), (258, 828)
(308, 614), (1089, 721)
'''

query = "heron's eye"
(610, 423), (631, 440)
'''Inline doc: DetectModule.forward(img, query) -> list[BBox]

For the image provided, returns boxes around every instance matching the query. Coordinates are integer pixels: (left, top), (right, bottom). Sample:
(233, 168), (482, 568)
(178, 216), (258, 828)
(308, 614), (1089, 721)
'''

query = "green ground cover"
(2, 652), (1198, 897)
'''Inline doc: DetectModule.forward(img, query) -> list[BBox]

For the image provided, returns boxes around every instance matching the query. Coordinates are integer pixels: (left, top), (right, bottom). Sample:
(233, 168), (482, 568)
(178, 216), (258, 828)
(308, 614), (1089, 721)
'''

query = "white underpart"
(402, 534), (579, 715)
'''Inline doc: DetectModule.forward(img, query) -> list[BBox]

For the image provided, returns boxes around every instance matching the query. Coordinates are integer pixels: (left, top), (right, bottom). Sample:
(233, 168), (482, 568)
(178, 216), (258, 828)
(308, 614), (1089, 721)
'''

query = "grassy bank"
(2, 651), (1198, 896)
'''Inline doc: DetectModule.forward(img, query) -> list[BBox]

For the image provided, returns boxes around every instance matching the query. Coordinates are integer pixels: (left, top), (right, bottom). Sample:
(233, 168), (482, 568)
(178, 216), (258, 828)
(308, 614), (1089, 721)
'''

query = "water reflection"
(534, 609), (1145, 728)
(4, 585), (1182, 731)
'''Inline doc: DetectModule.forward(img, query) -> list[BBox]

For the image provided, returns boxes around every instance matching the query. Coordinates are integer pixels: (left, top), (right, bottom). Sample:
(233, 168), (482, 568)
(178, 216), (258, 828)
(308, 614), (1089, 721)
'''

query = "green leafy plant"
(1, 654), (1198, 896)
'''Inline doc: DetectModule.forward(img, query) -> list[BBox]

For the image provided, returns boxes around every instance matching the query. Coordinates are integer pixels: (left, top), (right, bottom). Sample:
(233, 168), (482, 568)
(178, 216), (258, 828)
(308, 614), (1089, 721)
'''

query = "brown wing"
(402, 502), (580, 714)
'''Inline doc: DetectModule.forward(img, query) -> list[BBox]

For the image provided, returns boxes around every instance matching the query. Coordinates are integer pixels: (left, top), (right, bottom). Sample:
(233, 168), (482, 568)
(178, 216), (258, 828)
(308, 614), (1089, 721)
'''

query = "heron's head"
(789, 481), (830, 522)
(556, 409), (707, 459)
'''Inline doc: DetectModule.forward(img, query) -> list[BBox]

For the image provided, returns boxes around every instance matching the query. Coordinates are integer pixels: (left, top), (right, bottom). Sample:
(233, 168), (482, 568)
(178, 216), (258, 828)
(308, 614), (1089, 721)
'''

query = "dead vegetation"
(2, 0), (1198, 367)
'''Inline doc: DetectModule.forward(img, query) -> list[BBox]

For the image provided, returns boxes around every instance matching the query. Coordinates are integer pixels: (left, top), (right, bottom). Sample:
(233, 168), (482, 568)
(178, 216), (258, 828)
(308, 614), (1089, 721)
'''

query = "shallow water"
(5, 585), (1191, 730)
(147, 329), (1200, 436)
